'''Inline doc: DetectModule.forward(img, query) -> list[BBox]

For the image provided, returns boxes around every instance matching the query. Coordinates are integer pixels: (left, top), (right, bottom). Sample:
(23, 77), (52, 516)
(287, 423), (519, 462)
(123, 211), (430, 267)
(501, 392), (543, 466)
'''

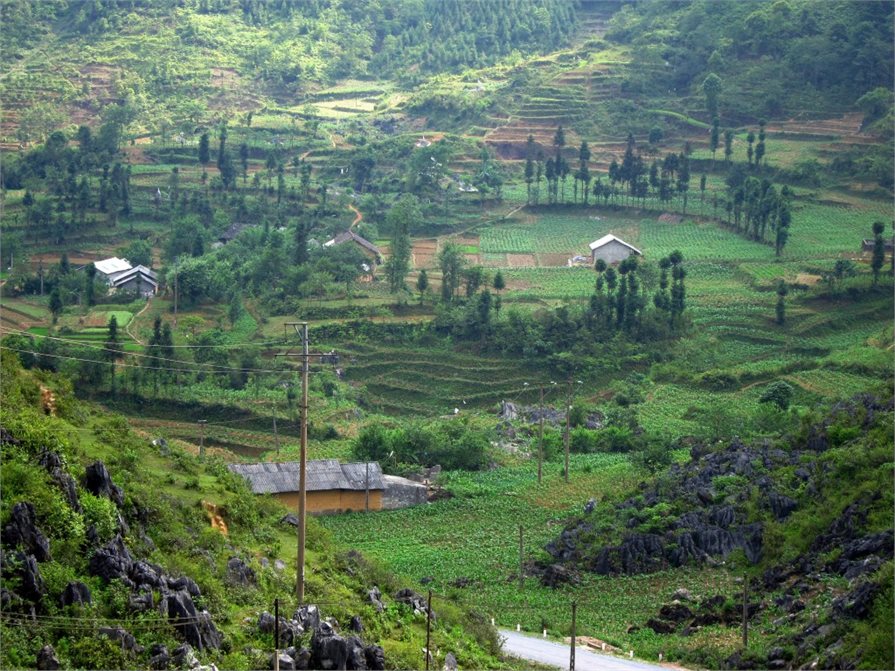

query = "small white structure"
(415, 136), (431, 148)
(94, 257), (132, 282)
(589, 234), (642, 265)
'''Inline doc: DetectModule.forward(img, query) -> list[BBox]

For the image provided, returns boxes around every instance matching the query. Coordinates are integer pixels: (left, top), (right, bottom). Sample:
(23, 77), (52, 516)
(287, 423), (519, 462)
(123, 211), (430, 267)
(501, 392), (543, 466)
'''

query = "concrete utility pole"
(198, 419), (207, 459)
(570, 601), (577, 671)
(274, 598), (280, 671)
(273, 399), (279, 455)
(298, 322), (309, 605)
(564, 379), (572, 483)
(277, 322), (316, 605)
(364, 461), (370, 512)
(425, 590), (433, 671)
(173, 258), (179, 327)
(538, 386), (544, 484)
(518, 525), (524, 590)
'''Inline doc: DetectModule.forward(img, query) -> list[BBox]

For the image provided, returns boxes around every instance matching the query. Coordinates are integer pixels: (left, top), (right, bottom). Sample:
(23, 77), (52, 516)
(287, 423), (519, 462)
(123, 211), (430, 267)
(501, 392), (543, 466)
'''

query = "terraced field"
(338, 343), (546, 415)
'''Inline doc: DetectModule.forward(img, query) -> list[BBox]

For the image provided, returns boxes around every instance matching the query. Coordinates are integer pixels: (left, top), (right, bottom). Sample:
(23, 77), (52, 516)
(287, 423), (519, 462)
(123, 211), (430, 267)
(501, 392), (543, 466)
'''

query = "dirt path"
(348, 203), (362, 229)
(126, 298), (152, 346)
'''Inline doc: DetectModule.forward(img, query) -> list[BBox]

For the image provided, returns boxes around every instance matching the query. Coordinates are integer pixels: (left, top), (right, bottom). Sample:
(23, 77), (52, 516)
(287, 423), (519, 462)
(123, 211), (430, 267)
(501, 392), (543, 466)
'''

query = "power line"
(0, 327), (284, 372)
(0, 345), (290, 375)
(0, 324), (288, 349)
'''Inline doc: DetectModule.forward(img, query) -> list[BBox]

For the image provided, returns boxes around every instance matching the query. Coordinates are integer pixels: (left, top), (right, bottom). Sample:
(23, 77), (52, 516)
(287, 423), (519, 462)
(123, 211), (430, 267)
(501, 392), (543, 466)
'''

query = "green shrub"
(697, 370), (740, 390)
(759, 380), (794, 411)
(570, 427), (599, 453)
(80, 492), (118, 542)
(594, 426), (640, 453)
(66, 633), (128, 670)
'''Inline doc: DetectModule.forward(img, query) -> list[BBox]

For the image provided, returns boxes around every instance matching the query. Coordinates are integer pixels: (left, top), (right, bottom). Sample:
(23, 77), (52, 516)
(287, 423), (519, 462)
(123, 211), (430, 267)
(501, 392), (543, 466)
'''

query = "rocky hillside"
(0, 351), (502, 670)
(538, 393), (894, 670)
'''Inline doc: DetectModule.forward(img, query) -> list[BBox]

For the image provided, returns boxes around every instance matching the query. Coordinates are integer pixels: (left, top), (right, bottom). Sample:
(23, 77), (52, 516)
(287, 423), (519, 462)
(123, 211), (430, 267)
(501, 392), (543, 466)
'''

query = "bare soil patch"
(545, 252), (581, 267)
(507, 253), (538, 268)
(796, 273), (822, 286)
(658, 213), (683, 223)
(481, 254), (508, 268)
(412, 238), (437, 269)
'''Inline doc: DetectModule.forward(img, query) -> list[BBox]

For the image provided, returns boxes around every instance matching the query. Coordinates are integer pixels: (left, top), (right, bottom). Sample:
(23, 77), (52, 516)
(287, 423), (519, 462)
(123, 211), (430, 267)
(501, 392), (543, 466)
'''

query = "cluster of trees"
(430, 245), (689, 365)
(723, 167), (793, 255)
(5, 124), (134, 245)
(352, 419), (488, 471)
(525, 123), (795, 255)
(612, 0), (893, 119)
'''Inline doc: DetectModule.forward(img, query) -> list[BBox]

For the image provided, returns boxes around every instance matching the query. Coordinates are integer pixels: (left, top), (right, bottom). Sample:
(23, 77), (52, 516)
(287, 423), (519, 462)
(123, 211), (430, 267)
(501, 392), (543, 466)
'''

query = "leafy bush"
(66, 633), (128, 670)
(760, 380), (794, 410)
(569, 427), (599, 453)
(80, 492), (118, 542)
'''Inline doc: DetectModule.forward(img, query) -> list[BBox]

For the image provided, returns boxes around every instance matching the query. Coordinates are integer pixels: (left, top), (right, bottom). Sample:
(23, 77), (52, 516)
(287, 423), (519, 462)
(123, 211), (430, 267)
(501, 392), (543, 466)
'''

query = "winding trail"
(126, 298), (153, 346)
(348, 203), (363, 229)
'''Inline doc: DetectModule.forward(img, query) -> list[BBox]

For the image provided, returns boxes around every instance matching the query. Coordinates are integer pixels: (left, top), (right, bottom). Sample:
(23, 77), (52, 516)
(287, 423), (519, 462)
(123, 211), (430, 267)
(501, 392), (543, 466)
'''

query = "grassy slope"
(0, 352), (508, 671)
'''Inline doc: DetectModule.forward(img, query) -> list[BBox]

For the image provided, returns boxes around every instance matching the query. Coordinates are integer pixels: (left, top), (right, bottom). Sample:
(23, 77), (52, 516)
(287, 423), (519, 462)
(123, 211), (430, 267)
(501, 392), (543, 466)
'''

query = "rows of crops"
(319, 454), (744, 663)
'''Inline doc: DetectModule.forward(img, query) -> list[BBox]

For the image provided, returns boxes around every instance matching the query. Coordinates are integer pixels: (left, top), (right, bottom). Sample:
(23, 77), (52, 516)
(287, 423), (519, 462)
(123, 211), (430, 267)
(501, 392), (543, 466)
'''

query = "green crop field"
(320, 454), (748, 664)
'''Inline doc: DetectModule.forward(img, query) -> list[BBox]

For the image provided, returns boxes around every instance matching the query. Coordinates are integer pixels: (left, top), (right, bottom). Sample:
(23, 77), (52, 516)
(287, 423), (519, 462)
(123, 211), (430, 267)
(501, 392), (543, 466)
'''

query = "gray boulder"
(39, 451), (82, 513)
(149, 644), (170, 670)
(272, 653), (295, 670)
(167, 575), (201, 598)
(226, 557), (256, 586)
(367, 587), (384, 612)
(88, 535), (134, 586)
(3, 502), (51, 562)
(130, 588), (154, 612)
(295, 604), (321, 631)
(345, 636), (367, 670)
(364, 645), (385, 671)
(258, 611), (276, 634)
(36, 645), (60, 670)
(498, 401), (519, 420)
(60, 581), (92, 607)
(160, 590), (222, 651)
(311, 626), (348, 670)
(98, 626), (141, 653)
(4, 552), (45, 602)
(293, 648), (311, 670)
(171, 643), (199, 669)
(132, 560), (165, 589)
(83, 460), (124, 506)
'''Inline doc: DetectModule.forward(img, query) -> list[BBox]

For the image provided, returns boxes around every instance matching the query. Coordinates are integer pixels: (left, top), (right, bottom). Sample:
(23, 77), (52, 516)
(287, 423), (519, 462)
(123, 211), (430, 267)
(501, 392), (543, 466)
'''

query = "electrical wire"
(0, 345), (294, 375)
(0, 327), (286, 373)
(0, 323), (291, 349)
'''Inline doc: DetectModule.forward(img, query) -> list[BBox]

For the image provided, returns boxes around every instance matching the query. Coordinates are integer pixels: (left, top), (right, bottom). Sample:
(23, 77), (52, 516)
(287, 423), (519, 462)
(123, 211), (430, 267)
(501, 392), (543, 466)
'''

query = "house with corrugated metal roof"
(227, 460), (427, 514)
(323, 230), (382, 266)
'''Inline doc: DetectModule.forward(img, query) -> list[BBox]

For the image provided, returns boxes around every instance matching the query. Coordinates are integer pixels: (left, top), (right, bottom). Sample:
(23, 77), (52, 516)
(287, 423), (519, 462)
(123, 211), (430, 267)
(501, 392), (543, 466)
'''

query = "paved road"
(499, 629), (669, 671)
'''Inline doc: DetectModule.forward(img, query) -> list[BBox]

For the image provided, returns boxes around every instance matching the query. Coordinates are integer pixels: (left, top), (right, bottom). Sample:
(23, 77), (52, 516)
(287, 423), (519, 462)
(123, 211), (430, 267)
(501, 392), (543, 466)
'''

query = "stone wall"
(381, 475), (428, 510)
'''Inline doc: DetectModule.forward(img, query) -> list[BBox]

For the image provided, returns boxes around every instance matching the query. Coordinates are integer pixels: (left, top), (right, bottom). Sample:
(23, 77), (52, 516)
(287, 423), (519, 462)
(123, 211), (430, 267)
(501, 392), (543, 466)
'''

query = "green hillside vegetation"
(0, 351), (508, 670)
(1, 1), (893, 669)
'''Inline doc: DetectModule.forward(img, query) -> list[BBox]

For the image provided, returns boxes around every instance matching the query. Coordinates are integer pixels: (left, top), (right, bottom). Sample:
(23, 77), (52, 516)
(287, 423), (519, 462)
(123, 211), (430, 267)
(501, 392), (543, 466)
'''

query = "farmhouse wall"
(591, 240), (637, 264)
(275, 489), (383, 514)
(116, 275), (155, 297)
(381, 475), (428, 510)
